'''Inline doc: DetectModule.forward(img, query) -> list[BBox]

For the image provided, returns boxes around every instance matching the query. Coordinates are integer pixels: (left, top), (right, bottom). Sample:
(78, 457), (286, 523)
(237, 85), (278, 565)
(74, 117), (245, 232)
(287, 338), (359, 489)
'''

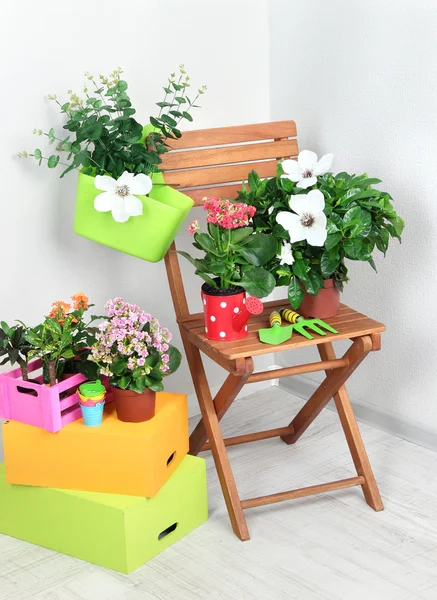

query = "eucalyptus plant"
(237, 162), (404, 309)
(18, 65), (206, 180)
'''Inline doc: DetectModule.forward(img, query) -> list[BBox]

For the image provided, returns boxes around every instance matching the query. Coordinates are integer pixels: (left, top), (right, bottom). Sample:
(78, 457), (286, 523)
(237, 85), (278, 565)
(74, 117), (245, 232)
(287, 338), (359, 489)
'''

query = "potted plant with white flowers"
(237, 150), (405, 318)
(19, 66), (207, 263)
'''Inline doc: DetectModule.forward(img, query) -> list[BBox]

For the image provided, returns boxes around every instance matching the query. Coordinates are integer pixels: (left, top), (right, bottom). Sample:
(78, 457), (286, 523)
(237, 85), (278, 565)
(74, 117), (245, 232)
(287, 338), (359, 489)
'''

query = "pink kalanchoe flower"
(203, 197), (256, 229)
(188, 219), (200, 236)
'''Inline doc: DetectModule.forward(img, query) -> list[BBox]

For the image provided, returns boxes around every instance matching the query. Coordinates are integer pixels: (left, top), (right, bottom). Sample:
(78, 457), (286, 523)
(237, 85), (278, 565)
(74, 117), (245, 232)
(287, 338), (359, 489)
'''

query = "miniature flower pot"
(74, 122), (193, 263)
(112, 386), (156, 423)
(80, 401), (105, 427)
(201, 283), (263, 341)
(299, 279), (340, 319)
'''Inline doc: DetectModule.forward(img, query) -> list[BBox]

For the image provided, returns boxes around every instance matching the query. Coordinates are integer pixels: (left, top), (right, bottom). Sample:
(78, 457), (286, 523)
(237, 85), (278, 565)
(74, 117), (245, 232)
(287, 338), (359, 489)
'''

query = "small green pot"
(73, 127), (193, 262)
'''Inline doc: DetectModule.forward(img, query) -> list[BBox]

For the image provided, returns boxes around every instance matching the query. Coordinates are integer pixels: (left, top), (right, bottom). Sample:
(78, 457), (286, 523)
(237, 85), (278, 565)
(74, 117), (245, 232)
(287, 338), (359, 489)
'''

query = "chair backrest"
(161, 120), (298, 320)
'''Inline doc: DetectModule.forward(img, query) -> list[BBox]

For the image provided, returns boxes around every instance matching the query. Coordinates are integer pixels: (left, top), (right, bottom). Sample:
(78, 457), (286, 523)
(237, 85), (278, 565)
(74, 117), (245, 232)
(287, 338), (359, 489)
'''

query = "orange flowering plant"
(24, 293), (101, 385)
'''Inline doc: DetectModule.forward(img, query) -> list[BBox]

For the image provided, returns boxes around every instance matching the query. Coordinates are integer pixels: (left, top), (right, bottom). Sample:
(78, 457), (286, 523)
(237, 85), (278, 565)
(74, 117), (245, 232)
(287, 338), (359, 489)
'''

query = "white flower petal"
(305, 189), (325, 213)
(305, 221), (327, 246)
(94, 175), (117, 192)
(116, 172), (136, 187)
(313, 153), (334, 176)
(281, 172), (302, 183)
(298, 150), (318, 173)
(314, 211), (327, 229)
(111, 197), (130, 223)
(281, 159), (303, 182)
(124, 194), (143, 216)
(129, 174), (153, 195)
(276, 212), (307, 242)
(288, 194), (315, 216)
(296, 176), (317, 189)
(94, 191), (115, 212)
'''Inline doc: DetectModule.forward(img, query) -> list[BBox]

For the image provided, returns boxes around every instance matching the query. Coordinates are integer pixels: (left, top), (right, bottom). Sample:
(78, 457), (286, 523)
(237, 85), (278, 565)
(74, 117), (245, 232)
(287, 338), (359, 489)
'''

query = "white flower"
(93, 171), (153, 223)
(277, 241), (295, 266)
(281, 150), (333, 189)
(276, 189), (327, 247)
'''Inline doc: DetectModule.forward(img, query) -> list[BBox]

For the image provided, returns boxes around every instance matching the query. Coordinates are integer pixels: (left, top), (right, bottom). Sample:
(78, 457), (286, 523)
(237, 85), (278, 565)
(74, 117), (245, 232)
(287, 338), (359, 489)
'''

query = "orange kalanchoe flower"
(71, 292), (89, 310)
(49, 301), (72, 324)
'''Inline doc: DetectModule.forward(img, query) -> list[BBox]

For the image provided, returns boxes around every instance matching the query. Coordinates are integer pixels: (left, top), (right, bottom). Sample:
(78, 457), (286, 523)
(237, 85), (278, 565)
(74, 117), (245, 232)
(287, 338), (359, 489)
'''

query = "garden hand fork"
(280, 308), (339, 340)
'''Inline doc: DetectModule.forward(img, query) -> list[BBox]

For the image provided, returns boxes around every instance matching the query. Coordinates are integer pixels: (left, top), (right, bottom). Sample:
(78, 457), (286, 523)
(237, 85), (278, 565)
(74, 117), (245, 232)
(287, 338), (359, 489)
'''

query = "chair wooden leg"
(189, 358), (254, 456)
(281, 336), (373, 445)
(318, 342), (384, 511)
(182, 337), (250, 541)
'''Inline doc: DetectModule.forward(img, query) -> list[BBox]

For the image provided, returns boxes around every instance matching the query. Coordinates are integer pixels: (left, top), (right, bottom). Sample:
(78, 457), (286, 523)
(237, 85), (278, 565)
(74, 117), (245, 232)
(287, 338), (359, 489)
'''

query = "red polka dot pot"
(201, 283), (263, 341)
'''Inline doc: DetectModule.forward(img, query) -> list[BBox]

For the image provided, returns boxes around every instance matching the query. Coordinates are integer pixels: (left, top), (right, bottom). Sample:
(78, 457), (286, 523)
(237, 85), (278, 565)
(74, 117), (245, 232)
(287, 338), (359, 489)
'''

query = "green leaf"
(176, 251), (208, 272)
(117, 80), (128, 92)
(44, 317), (62, 335)
(344, 238), (364, 259)
(343, 206), (372, 238)
(112, 357), (128, 375)
(327, 213), (343, 233)
(237, 234), (276, 266)
(389, 216), (405, 238)
(239, 267), (275, 298)
(61, 349), (75, 359)
(0, 321), (10, 336)
(229, 227), (253, 244)
(117, 375), (132, 389)
(325, 233), (342, 251)
(164, 345), (182, 375)
(182, 111), (193, 122)
(33, 148), (42, 160)
(248, 170), (260, 191)
(194, 232), (220, 256)
(195, 271), (217, 288)
(320, 250), (340, 278)
(292, 258), (309, 280)
(288, 275), (304, 309)
(302, 270), (324, 296)
(207, 223), (220, 243)
(47, 154), (60, 168)
(147, 380), (164, 392)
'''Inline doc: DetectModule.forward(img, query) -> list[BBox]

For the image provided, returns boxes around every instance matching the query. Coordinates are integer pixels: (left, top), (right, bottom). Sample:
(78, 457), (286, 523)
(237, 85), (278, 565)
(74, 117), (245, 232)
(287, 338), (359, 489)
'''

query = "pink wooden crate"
(0, 359), (112, 433)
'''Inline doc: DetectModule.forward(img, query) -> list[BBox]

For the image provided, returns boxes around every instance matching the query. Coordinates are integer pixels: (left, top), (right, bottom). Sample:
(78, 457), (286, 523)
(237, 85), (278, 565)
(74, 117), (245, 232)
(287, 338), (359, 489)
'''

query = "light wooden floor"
(1, 387), (437, 600)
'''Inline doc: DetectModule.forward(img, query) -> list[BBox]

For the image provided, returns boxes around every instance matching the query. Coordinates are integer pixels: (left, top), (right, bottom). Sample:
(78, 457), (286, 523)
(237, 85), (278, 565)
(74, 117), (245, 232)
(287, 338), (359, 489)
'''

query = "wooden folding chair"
(161, 121), (385, 541)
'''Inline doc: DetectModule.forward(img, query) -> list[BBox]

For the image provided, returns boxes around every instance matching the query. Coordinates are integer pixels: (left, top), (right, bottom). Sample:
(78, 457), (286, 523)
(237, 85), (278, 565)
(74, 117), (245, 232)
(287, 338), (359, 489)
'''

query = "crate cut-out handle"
(158, 522), (178, 541)
(166, 451), (176, 466)
(16, 385), (38, 397)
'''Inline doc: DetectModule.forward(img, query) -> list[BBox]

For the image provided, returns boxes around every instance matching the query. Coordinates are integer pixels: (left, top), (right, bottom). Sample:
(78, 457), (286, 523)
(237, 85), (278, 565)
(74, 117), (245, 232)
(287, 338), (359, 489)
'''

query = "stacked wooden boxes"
(0, 363), (208, 574)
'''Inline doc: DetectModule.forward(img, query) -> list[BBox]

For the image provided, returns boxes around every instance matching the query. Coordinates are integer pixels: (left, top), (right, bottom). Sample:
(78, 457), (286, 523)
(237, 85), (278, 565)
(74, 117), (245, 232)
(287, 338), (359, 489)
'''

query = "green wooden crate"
(0, 455), (208, 574)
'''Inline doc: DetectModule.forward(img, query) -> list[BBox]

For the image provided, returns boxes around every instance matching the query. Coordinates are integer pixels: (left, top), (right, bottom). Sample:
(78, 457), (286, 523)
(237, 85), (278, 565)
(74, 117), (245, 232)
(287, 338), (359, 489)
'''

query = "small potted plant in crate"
(0, 321), (31, 382)
(179, 198), (277, 340)
(19, 66), (207, 262)
(89, 298), (181, 423)
(237, 152), (405, 318)
(0, 293), (101, 432)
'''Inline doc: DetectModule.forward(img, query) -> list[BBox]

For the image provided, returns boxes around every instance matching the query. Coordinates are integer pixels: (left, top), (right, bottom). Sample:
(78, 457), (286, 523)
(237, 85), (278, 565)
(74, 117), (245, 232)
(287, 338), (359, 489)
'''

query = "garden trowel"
(258, 311), (293, 345)
(280, 309), (339, 340)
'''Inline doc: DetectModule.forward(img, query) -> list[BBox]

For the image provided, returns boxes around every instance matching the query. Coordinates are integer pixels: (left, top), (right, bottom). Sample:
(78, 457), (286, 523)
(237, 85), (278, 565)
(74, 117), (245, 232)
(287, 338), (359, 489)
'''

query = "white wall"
(0, 0), (271, 458)
(269, 0), (437, 439)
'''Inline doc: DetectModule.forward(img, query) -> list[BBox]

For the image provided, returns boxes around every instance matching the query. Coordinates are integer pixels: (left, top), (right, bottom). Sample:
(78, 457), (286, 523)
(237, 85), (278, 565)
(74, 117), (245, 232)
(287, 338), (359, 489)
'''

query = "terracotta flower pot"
(299, 279), (340, 319)
(201, 283), (263, 341)
(111, 386), (156, 423)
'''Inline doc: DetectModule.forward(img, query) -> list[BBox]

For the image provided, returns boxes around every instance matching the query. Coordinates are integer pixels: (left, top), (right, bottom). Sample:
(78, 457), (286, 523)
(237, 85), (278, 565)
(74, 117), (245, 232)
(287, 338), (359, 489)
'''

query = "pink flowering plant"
(90, 298), (181, 393)
(179, 197), (277, 298)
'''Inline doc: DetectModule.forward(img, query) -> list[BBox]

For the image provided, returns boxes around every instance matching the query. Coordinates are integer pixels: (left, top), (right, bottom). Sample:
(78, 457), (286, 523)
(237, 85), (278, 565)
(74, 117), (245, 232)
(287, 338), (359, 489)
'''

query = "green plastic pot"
(73, 127), (193, 262)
